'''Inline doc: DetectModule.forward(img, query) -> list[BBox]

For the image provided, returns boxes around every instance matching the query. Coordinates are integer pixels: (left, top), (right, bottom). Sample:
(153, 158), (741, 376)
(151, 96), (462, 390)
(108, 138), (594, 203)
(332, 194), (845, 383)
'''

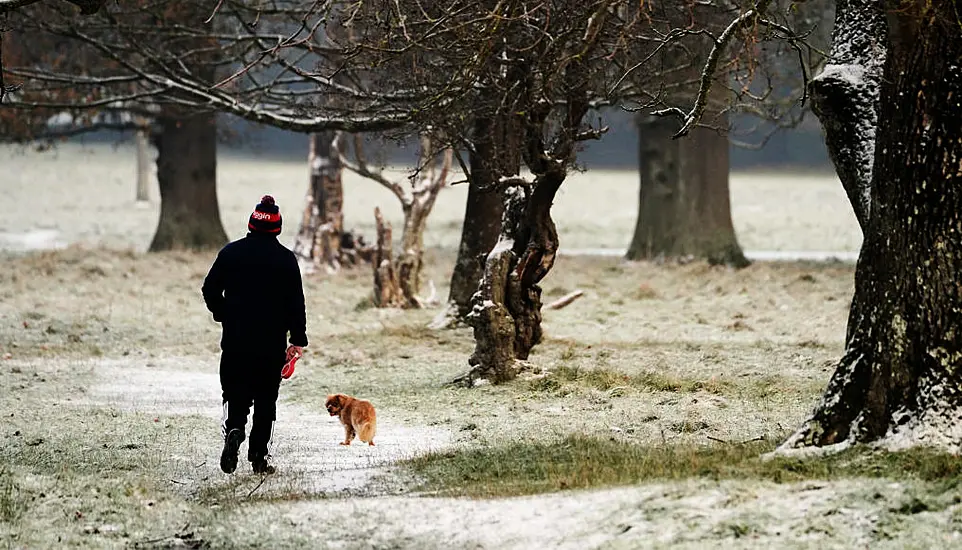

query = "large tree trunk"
(148, 110), (227, 252)
(459, 167), (563, 385)
(627, 113), (748, 267)
(293, 131), (346, 272)
(431, 115), (517, 328)
(779, 0), (962, 453)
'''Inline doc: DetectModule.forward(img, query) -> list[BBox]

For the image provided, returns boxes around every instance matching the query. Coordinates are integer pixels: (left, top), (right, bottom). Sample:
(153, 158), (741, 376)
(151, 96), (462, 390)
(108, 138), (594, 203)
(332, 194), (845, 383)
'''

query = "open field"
(1, 144), (862, 254)
(4, 144), (960, 548)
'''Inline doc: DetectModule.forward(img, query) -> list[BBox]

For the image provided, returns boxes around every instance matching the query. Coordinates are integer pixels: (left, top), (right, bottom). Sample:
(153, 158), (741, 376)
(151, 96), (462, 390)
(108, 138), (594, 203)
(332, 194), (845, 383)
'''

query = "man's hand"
(286, 345), (303, 362)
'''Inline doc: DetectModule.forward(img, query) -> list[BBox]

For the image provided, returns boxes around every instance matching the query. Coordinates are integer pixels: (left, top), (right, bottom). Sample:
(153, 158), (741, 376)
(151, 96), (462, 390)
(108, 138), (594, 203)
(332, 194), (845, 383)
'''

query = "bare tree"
(1, 1), (232, 251)
(622, 0), (828, 268)
(343, 134), (452, 308)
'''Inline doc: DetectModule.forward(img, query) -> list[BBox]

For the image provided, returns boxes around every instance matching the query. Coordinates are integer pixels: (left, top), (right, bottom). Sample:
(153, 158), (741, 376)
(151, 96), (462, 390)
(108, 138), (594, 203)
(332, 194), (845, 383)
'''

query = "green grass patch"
(526, 365), (825, 401)
(403, 435), (962, 498)
(527, 365), (731, 396)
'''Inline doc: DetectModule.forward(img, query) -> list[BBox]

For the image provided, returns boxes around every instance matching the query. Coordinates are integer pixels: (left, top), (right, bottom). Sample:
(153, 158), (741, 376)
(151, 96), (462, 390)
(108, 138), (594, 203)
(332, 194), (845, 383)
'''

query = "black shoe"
(220, 429), (244, 474)
(251, 456), (276, 475)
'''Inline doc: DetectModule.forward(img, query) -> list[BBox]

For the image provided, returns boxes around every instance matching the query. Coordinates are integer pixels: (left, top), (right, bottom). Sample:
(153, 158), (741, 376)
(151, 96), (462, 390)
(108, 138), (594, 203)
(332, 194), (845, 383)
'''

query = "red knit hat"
(249, 195), (282, 234)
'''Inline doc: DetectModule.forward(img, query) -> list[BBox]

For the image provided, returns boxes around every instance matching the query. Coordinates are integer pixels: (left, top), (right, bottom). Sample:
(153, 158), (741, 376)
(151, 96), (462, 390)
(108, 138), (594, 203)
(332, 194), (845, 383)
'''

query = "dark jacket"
(202, 233), (308, 353)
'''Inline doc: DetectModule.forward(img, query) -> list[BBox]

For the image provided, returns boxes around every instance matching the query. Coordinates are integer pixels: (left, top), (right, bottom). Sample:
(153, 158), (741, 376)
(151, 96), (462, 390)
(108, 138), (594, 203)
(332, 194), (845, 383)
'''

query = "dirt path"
(86, 358), (452, 495)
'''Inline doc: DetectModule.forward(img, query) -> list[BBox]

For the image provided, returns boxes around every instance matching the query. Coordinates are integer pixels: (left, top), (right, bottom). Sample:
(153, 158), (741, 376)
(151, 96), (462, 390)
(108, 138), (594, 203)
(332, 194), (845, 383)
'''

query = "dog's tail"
(358, 418), (377, 445)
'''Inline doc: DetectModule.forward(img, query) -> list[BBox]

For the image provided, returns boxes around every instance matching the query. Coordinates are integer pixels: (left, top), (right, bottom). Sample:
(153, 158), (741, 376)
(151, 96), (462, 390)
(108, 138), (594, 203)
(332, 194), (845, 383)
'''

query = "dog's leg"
(340, 424), (355, 446)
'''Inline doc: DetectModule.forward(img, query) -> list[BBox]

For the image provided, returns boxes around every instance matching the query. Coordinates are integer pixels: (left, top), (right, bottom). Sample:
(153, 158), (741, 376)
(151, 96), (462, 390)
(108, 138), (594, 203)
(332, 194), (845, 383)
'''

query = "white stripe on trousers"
(221, 402), (229, 439)
(265, 421), (275, 457)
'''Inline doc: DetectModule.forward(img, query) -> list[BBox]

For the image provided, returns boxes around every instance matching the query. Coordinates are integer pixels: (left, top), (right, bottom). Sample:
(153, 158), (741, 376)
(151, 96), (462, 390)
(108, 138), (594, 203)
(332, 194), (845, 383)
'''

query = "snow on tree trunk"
(627, 113), (748, 267)
(778, 0), (962, 454)
(294, 131), (348, 273)
(459, 168), (564, 385)
(148, 109), (227, 252)
(808, 0), (886, 231)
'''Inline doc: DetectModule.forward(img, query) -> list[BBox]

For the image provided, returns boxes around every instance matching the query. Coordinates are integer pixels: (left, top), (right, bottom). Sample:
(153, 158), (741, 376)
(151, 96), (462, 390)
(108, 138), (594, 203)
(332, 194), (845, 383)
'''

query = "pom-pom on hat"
(248, 195), (282, 234)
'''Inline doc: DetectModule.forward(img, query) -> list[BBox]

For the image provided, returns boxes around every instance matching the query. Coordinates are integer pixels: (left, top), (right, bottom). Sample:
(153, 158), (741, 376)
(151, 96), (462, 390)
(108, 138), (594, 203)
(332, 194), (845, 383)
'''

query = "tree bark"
(372, 207), (402, 307)
(627, 112), (748, 267)
(462, 167), (564, 385)
(431, 116), (510, 328)
(293, 131), (347, 272)
(778, 0), (962, 453)
(148, 110), (227, 252)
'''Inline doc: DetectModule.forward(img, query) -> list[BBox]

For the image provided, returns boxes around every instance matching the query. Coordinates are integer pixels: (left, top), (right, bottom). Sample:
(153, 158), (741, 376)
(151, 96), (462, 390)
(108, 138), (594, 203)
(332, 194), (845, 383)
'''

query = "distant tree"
(293, 131), (350, 272)
(628, 109), (748, 267)
(624, 0), (827, 268)
(1, 1), (229, 251)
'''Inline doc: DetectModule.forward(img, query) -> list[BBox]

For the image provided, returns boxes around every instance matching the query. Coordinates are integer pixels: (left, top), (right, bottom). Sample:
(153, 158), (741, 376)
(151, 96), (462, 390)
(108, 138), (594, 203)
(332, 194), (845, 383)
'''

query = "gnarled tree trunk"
(293, 131), (348, 273)
(778, 0), (962, 453)
(627, 113), (748, 267)
(461, 166), (564, 385)
(372, 207), (402, 307)
(148, 110), (227, 252)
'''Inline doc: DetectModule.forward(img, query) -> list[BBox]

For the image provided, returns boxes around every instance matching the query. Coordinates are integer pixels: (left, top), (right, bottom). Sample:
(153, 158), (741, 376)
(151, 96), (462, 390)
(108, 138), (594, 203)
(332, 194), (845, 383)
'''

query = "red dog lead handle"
(281, 354), (300, 379)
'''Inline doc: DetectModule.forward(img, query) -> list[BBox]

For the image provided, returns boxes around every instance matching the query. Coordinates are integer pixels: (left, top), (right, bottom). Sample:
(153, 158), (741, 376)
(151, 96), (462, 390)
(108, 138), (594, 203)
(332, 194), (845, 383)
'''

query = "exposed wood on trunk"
(148, 109), (227, 252)
(545, 290), (584, 310)
(372, 207), (402, 308)
(346, 134), (452, 308)
(777, 0), (962, 454)
(294, 131), (359, 274)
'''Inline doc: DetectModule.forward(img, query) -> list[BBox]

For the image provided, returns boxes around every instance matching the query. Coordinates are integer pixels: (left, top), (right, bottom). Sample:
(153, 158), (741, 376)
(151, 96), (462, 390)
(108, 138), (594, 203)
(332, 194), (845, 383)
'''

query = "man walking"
(202, 195), (308, 475)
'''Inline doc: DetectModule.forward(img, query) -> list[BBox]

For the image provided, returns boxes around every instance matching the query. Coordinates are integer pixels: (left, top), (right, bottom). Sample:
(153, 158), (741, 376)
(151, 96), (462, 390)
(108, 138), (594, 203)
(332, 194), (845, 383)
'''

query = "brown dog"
(325, 394), (377, 446)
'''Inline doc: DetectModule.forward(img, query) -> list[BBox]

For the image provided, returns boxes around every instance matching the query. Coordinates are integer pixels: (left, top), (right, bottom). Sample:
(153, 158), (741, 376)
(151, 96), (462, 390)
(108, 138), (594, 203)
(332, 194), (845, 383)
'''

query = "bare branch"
(653, 0), (775, 139)
(342, 134), (407, 204)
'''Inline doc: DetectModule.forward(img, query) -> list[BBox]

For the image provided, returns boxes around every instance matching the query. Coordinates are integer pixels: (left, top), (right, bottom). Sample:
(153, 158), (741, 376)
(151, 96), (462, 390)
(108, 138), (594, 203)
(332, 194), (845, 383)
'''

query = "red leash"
(281, 348), (302, 379)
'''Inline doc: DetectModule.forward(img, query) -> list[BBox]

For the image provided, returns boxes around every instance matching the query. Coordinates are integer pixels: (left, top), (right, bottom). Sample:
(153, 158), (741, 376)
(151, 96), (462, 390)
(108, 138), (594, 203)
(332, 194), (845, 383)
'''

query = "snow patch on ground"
(0, 230), (67, 252)
(252, 478), (915, 548)
(82, 358), (453, 494)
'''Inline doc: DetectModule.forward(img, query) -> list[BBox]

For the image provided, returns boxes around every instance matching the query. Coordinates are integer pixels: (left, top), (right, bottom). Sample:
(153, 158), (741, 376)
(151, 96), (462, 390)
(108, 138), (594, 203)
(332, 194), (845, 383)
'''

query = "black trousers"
(219, 348), (284, 462)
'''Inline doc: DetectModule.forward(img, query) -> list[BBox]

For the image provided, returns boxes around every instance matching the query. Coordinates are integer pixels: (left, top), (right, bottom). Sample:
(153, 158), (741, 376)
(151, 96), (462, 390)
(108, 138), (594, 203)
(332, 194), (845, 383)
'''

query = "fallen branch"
(545, 289), (584, 310)
(707, 435), (766, 445)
